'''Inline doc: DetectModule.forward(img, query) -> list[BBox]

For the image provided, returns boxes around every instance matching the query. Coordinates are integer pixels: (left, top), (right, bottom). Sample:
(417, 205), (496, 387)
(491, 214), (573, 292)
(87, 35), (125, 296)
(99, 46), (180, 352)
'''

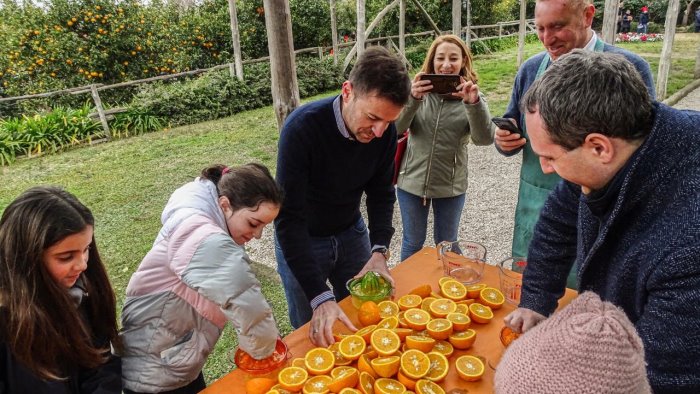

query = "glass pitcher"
(437, 240), (487, 285)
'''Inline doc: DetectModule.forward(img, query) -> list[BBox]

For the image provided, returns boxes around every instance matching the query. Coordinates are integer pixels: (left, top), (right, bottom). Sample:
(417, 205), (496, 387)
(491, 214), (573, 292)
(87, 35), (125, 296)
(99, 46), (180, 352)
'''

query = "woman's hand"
(410, 72), (433, 100)
(454, 78), (480, 104)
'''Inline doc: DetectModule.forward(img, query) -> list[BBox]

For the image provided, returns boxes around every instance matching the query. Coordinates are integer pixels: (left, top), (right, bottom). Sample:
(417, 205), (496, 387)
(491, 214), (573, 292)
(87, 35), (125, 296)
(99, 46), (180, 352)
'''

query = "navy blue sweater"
(274, 97), (397, 301)
(522, 104), (700, 393)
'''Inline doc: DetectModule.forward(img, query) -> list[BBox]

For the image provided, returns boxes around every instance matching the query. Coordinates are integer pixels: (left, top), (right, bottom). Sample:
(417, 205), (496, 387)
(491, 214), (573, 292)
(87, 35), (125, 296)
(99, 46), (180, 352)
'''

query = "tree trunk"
(400, 0), (406, 57)
(330, 0), (338, 65)
(357, 0), (366, 57)
(408, 0), (442, 36)
(682, 0), (694, 26)
(601, 0), (618, 45)
(656, 0), (681, 100)
(465, 0), (471, 47)
(263, 0), (300, 130)
(517, 0), (527, 66)
(227, 0), (243, 79)
(452, 0), (461, 36)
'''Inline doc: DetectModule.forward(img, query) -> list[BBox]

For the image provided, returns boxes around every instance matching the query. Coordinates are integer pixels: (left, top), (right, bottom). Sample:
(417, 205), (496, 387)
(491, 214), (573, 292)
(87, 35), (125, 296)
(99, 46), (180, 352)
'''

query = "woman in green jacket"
(395, 35), (494, 261)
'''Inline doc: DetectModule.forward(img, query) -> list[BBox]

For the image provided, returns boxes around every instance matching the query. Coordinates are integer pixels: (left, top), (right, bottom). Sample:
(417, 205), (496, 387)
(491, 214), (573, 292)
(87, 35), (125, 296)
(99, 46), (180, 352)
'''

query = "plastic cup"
(498, 257), (527, 305)
(345, 276), (392, 309)
(437, 241), (487, 285)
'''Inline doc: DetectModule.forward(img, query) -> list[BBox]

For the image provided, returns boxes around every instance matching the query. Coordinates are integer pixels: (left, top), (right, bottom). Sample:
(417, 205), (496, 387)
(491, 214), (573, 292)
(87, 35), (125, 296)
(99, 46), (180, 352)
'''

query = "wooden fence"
(0, 19), (535, 138)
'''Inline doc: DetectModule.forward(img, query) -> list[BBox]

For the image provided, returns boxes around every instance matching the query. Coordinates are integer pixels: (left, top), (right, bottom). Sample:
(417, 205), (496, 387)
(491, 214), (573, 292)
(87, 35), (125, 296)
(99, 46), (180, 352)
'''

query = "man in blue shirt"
(274, 47), (411, 346)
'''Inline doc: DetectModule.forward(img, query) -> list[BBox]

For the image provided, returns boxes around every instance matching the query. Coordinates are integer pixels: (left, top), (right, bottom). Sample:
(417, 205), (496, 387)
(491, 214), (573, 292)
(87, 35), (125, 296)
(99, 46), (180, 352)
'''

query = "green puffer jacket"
(395, 93), (494, 199)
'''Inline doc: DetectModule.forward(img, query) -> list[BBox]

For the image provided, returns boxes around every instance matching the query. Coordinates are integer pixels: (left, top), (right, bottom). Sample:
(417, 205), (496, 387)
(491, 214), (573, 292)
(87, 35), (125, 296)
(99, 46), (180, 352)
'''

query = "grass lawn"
(0, 33), (697, 383)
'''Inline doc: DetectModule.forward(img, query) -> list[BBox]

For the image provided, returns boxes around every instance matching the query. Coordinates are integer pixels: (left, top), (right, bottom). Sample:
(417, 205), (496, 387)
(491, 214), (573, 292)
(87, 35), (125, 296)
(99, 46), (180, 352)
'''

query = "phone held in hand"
(491, 117), (522, 134)
(419, 74), (461, 95)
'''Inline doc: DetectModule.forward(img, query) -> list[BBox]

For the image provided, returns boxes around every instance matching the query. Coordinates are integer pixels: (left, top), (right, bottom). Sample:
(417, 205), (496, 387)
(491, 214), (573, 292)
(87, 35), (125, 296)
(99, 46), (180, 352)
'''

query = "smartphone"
(491, 117), (522, 134)
(419, 74), (461, 94)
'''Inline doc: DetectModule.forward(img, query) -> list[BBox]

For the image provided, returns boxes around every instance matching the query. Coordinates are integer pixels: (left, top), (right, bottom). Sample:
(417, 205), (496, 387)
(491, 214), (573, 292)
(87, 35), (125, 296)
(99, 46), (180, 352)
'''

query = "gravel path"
(246, 85), (700, 274)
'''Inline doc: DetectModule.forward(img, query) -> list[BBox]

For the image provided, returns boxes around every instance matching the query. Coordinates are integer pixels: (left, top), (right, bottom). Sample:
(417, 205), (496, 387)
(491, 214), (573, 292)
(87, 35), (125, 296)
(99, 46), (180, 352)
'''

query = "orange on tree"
(431, 341), (454, 358)
(399, 349), (430, 380)
(468, 303), (493, 324)
(425, 318), (453, 341)
(439, 280), (467, 301)
(428, 299), (456, 318)
(358, 371), (375, 394)
(448, 329), (476, 350)
(305, 347), (336, 375)
(415, 379), (445, 394)
(356, 325), (378, 344)
(396, 369), (417, 390)
(377, 300), (400, 318)
(370, 356), (400, 378)
(423, 352), (448, 382)
(278, 366), (309, 392)
(358, 301), (382, 327)
(455, 355), (485, 382)
(403, 308), (431, 331)
(358, 353), (378, 378)
(397, 294), (422, 311)
(408, 284), (433, 298)
(478, 287), (505, 310)
(371, 328), (401, 356)
(339, 335), (366, 360)
(302, 375), (332, 394)
(404, 335), (435, 353)
(328, 366), (359, 393)
(374, 378), (406, 394)
(245, 377), (276, 394)
(465, 283), (486, 299)
(377, 316), (399, 330)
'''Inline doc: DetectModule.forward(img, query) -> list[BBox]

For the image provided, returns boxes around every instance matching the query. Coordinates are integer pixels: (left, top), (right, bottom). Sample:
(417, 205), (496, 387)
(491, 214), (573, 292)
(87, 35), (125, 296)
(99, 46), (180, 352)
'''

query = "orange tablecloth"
(201, 247), (577, 393)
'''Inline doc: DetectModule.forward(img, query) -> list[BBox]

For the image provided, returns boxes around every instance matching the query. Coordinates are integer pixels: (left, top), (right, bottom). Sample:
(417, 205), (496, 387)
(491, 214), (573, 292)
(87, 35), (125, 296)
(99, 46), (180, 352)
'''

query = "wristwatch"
(371, 245), (391, 261)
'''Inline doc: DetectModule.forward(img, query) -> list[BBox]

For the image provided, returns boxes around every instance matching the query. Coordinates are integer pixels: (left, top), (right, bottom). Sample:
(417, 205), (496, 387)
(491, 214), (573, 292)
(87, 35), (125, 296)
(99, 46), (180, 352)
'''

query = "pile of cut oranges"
(248, 278), (505, 394)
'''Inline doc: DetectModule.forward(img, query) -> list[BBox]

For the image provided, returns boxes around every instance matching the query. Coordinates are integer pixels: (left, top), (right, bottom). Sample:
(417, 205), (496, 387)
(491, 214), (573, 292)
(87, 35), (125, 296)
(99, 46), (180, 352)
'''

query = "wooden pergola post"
(465, 0), (471, 47)
(517, 0), (527, 66)
(656, 0), (681, 99)
(452, 0), (461, 37)
(601, 0), (618, 45)
(357, 0), (366, 57)
(330, 0), (338, 65)
(263, 0), (300, 129)
(227, 0), (244, 79)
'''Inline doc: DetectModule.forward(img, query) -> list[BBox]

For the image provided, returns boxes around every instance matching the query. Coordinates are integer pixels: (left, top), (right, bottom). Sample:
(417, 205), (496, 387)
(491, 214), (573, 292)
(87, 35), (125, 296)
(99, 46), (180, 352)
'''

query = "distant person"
(275, 46), (411, 347)
(496, 292), (651, 394)
(504, 50), (700, 392)
(0, 186), (122, 393)
(394, 34), (494, 261)
(493, 0), (655, 288)
(621, 9), (633, 33)
(120, 163), (283, 394)
(637, 7), (649, 33)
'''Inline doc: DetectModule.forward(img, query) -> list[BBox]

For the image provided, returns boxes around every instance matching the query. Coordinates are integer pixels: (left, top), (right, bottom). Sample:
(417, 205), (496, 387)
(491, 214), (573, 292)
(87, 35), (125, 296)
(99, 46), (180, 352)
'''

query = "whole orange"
(358, 301), (382, 326)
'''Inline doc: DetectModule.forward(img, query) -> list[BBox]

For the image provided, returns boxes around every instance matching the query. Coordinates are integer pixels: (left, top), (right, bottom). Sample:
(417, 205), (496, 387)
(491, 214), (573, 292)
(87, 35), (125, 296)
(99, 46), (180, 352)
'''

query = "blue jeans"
(275, 217), (371, 328)
(397, 188), (466, 261)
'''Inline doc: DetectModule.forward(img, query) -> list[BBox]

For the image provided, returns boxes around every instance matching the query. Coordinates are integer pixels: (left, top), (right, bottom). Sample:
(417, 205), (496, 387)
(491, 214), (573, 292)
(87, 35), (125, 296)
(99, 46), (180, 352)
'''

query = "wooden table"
(202, 247), (577, 393)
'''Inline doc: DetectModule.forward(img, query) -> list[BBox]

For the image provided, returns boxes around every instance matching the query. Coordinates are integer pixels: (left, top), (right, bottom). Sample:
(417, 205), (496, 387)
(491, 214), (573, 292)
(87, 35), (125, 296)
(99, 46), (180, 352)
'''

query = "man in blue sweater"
(504, 50), (700, 393)
(494, 0), (655, 288)
(274, 47), (411, 346)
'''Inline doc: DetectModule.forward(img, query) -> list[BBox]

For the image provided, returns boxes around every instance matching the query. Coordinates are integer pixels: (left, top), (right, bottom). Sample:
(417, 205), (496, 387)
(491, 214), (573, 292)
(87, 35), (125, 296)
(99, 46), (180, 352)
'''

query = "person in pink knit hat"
(495, 292), (651, 394)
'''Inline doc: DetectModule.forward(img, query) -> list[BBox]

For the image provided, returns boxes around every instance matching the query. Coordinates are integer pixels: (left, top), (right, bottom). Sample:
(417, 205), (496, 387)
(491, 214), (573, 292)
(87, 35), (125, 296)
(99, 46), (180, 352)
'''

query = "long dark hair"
(201, 163), (284, 211)
(0, 186), (120, 380)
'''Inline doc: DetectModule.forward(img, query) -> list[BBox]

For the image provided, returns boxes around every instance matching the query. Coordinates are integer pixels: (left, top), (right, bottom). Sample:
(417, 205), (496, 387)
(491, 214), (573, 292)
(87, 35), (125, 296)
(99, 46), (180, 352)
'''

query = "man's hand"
(354, 253), (396, 295)
(309, 301), (357, 347)
(504, 307), (546, 334)
(494, 119), (527, 153)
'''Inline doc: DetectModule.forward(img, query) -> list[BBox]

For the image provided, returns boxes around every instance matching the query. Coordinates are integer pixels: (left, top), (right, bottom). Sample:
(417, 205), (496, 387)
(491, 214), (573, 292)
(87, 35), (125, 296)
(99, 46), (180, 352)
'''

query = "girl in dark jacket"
(0, 186), (122, 393)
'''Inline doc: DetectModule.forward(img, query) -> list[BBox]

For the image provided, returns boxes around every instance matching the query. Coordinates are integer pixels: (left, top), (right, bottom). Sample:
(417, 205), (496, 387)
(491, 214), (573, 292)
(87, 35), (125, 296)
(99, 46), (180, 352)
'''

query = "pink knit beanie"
(494, 292), (651, 394)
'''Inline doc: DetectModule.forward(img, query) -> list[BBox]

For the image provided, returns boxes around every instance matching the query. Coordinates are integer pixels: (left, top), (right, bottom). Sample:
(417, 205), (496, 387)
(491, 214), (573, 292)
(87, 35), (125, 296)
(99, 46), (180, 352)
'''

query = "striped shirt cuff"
(310, 291), (336, 310)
